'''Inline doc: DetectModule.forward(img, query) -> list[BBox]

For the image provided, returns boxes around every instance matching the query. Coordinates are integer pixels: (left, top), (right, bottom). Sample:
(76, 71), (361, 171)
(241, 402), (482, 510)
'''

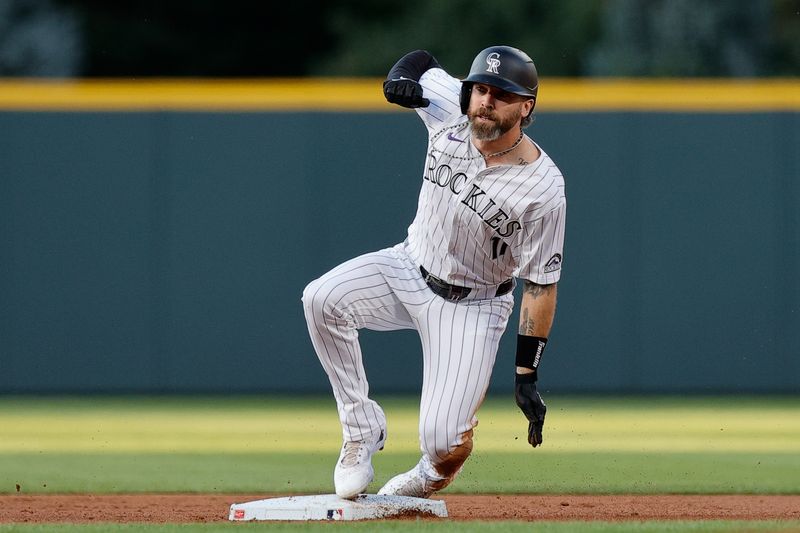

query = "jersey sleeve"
(516, 202), (566, 285)
(415, 68), (463, 130)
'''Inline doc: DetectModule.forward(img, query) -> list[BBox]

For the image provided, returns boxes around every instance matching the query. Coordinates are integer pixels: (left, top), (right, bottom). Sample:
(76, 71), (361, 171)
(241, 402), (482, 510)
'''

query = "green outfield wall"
(1, 80), (798, 394)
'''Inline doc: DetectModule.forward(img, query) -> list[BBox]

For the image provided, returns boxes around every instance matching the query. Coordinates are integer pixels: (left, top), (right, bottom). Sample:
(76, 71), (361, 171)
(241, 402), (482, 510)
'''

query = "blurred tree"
(0, 0), (83, 76)
(57, 0), (336, 76)
(310, 0), (604, 77)
(4, 0), (796, 77)
(771, 0), (800, 75)
(586, 0), (774, 76)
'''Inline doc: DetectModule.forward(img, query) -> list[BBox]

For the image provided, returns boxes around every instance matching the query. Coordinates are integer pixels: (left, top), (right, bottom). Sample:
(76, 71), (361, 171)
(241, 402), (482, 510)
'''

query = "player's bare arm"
(514, 280), (556, 448)
(517, 281), (557, 357)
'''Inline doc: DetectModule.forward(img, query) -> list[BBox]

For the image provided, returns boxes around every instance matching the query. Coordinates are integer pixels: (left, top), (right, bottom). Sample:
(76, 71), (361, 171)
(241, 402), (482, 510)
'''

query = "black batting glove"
(383, 78), (430, 108)
(514, 373), (547, 447)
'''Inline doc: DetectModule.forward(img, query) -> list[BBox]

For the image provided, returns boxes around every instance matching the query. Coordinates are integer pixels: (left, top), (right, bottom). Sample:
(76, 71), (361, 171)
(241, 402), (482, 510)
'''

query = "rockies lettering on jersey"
(459, 183), (521, 238)
(424, 155), (522, 240)
(424, 154), (467, 194)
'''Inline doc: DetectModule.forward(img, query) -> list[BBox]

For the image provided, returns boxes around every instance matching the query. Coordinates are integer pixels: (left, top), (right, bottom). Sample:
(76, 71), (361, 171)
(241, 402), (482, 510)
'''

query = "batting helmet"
(459, 45), (539, 115)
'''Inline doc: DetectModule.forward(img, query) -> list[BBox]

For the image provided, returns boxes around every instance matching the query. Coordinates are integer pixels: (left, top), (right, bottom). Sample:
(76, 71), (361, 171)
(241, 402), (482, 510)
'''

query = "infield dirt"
(2, 494), (800, 523)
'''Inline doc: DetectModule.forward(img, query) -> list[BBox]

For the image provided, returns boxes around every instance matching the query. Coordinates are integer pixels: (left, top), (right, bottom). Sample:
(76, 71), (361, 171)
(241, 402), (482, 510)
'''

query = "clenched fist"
(383, 78), (430, 108)
(514, 373), (547, 447)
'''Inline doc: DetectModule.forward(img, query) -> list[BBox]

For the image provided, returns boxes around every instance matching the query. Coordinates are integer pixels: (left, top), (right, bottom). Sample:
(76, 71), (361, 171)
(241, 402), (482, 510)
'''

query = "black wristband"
(515, 335), (547, 370)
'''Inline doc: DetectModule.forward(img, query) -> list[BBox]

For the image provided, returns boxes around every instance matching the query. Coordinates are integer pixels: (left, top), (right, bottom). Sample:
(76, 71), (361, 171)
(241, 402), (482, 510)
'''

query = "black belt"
(420, 266), (514, 302)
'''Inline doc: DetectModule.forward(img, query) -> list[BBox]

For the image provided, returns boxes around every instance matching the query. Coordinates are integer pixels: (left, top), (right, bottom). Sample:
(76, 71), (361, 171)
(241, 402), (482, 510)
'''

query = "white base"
(229, 493), (448, 521)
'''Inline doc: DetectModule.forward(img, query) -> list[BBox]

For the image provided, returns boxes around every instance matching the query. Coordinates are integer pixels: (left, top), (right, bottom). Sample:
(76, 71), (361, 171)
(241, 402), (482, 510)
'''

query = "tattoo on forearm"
(519, 308), (535, 335)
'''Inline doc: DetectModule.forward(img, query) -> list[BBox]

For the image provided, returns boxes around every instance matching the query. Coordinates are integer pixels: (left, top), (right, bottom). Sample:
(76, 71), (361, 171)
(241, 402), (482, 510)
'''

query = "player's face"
(467, 84), (531, 141)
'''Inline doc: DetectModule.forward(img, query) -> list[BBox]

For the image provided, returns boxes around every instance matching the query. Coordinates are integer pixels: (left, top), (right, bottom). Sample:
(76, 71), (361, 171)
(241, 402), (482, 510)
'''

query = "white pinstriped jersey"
(303, 60), (566, 489)
(404, 67), (566, 287)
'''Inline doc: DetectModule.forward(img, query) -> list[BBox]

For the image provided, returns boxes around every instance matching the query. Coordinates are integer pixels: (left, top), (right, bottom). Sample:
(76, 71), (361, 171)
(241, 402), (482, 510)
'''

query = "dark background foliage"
(1, 0), (798, 77)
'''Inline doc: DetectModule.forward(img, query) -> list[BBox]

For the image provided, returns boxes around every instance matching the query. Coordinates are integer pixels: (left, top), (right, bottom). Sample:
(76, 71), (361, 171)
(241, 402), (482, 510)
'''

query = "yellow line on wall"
(0, 78), (384, 111)
(544, 78), (800, 111)
(0, 78), (798, 112)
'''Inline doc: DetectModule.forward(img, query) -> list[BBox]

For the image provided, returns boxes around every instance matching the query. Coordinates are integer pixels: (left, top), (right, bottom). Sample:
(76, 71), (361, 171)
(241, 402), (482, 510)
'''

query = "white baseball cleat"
(334, 429), (386, 499)
(378, 457), (446, 499)
(377, 466), (432, 498)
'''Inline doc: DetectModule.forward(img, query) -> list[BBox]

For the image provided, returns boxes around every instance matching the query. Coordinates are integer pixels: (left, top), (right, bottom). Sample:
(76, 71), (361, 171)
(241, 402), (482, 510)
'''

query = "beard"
(468, 105), (522, 141)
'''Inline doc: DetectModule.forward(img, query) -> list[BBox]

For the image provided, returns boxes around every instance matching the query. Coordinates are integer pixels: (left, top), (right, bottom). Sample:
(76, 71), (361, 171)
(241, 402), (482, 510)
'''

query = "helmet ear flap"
(459, 83), (472, 115)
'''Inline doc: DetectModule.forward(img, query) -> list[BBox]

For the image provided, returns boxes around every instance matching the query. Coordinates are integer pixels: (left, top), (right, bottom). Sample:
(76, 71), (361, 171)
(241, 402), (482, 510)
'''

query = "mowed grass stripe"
(1, 396), (799, 495)
(1, 396), (798, 453)
(3, 450), (798, 494)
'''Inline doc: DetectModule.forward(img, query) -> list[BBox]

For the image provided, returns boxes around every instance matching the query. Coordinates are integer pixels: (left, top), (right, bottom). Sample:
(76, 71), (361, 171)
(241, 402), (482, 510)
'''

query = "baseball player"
(302, 45), (565, 499)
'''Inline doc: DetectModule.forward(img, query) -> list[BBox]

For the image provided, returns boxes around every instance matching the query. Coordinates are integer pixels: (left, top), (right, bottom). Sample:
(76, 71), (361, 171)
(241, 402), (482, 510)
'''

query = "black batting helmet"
(459, 45), (539, 115)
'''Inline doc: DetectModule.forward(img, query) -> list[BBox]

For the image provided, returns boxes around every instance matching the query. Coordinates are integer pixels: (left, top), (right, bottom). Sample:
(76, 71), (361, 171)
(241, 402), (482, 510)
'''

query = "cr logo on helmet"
(485, 52), (501, 74)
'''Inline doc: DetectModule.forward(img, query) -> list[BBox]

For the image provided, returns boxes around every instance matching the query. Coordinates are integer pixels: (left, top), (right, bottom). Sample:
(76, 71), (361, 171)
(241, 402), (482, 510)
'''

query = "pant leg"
(301, 246), (424, 442)
(415, 292), (515, 483)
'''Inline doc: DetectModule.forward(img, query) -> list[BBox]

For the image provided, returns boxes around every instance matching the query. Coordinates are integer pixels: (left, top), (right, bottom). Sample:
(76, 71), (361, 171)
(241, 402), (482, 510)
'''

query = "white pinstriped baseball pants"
(302, 242), (514, 480)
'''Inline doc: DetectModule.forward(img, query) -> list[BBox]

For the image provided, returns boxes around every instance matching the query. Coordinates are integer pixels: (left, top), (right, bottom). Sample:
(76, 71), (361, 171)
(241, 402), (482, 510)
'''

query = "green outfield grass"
(1, 395), (798, 495)
(1, 395), (799, 531)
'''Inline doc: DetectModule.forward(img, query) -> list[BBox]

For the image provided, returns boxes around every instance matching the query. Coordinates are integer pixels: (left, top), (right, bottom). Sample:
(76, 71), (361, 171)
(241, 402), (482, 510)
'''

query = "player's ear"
(523, 98), (535, 118)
